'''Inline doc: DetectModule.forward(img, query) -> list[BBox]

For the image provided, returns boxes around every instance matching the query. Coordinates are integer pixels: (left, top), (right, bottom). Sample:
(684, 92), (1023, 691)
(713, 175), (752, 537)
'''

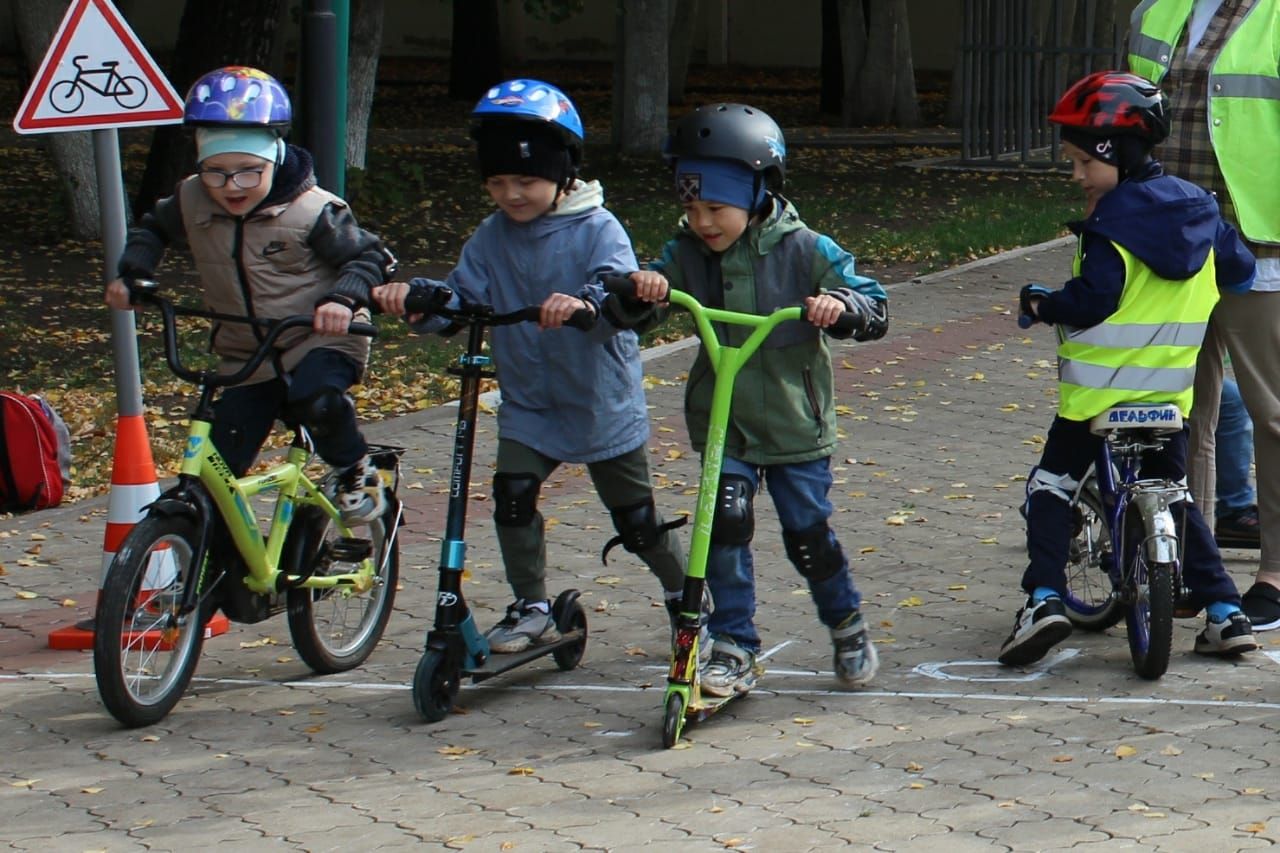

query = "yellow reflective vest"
(1056, 240), (1218, 421)
(1128, 0), (1280, 244)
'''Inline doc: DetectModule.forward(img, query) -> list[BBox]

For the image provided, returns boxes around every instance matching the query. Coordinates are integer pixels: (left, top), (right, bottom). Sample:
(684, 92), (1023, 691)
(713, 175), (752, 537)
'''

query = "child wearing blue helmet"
(105, 66), (395, 524)
(374, 80), (696, 654)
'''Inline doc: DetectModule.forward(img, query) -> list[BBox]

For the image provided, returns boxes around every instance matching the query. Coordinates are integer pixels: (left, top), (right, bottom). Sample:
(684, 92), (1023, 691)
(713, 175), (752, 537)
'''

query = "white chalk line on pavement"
(7, 650), (1280, 713)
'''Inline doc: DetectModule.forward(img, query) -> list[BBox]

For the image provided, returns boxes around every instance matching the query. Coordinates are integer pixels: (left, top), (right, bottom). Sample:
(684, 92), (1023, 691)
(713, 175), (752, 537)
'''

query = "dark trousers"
(1023, 416), (1239, 609)
(211, 348), (366, 477)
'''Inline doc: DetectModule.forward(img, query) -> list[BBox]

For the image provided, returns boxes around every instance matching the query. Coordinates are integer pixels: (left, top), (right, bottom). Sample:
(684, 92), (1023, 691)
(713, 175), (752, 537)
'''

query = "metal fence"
(959, 0), (1126, 167)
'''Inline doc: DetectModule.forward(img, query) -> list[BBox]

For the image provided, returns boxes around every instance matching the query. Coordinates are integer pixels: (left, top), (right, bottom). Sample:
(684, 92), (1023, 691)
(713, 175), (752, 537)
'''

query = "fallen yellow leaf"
(1115, 745), (1138, 758)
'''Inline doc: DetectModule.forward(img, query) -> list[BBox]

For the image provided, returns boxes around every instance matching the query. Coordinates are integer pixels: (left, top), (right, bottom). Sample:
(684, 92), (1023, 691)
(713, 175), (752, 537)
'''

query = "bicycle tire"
(48, 79), (83, 114)
(1123, 506), (1174, 680)
(93, 515), (208, 727)
(286, 503), (398, 674)
(1061, 485), (1123, 630)
(113, 75), (148, 110)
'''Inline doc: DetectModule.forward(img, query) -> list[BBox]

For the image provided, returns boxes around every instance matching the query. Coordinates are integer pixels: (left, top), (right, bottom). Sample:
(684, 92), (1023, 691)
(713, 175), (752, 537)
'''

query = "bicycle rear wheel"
(1123, 507), (1174, 680)
(1061, 485), (1123, 630)
(286, 502), (399, 673)
(93, 515), (208, 727)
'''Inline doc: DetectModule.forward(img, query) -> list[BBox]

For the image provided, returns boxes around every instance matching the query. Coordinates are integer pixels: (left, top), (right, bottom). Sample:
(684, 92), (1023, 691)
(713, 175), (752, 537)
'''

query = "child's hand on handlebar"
(372, 282), (426, 323)
(314, 300), (354, 336)
(804, 293), (846, 328)
(630, 270), (670, 304)
(104, 278), (136, 312)
(540, 293), (594, 329)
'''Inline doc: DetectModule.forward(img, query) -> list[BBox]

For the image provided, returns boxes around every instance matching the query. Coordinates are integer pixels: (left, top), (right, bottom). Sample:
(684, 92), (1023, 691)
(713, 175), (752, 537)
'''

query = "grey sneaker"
(665, 588), (713, 666)
(831, 611), (879, 687)
(1194, 611), (1257, 656)
(998, 596), (1072, 666)
(485, 599), (560, 653)
(336, 455), (386, 525)
(700, 639), (757, 698)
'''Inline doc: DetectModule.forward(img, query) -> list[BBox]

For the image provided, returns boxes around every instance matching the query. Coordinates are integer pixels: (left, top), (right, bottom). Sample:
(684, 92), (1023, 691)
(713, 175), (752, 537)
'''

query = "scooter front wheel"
(413, 650), (460, 722)
(661, 691), (686, 748)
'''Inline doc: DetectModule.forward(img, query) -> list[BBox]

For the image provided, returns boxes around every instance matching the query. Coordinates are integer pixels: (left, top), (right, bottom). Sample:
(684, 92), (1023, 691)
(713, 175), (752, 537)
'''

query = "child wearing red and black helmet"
(104, 66), (395, 524)
(1001, 71), (1258, 666)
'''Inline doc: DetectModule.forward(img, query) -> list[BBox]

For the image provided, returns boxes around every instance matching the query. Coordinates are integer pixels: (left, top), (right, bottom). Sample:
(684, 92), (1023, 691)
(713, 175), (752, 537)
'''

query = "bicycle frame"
(175, 418), (379, 598)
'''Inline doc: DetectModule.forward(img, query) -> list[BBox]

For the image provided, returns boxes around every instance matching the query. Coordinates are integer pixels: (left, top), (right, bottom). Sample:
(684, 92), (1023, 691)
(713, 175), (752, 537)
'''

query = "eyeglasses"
(199, 167), (266, 189)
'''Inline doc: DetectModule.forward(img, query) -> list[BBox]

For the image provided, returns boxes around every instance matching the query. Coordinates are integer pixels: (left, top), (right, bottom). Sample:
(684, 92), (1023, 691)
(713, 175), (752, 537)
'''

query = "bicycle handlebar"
(600, 274), (862, 334)
(126, 279), (377, 387)
(403, 285), (596, 331)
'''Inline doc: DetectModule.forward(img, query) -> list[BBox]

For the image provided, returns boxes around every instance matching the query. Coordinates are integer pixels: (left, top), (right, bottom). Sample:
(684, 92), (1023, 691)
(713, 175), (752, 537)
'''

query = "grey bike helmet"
(664, 103), (787, 191)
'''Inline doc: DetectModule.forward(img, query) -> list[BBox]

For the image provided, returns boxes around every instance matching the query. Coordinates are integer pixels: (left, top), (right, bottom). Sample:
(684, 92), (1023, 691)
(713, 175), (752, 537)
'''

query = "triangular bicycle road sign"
(13, 0), (184, 134)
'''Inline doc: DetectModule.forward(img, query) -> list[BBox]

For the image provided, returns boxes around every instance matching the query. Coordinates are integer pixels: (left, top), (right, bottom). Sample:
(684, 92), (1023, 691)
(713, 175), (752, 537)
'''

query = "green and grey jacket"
(614, 196), (887, 466)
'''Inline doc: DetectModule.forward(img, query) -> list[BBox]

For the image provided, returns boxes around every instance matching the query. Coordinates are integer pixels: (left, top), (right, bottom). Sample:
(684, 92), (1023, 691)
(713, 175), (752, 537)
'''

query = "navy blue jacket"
(1036, 160), (1256, 328)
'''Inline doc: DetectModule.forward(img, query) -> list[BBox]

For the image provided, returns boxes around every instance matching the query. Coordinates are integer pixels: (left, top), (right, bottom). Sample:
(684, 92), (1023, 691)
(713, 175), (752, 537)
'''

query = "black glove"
(1019, 283), (1053, 327)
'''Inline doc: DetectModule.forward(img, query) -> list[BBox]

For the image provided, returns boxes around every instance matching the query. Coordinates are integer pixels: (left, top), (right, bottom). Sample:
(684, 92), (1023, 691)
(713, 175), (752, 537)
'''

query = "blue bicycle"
(1060, 403), (1189, 679)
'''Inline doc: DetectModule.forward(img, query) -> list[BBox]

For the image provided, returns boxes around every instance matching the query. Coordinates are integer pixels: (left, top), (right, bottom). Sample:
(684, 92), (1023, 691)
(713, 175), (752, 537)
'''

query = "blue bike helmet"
(184, 66), (292, 129)
(471, 79), (584, 167)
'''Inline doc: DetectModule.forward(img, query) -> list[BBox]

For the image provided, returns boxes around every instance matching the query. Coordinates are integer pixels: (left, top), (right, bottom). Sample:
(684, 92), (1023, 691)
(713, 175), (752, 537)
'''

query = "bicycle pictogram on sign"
(49, 55), (149, 114)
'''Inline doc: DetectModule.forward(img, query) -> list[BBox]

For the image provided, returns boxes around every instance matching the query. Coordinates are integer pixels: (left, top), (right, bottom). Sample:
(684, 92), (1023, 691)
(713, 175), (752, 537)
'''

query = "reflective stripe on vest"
(1056, 239), (1218, 421)
(1128, 0), (1280, 244)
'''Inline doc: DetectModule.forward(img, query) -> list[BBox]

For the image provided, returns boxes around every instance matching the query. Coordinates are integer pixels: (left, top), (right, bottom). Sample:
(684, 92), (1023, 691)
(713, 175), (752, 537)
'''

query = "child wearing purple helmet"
(105, 66), (395, 525)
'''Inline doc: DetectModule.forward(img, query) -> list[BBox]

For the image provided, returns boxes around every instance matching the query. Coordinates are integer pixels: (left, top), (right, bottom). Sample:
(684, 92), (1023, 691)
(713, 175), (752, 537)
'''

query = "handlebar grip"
(404, 284), (454, 315)
(348, 322), (378, 338)
(125, 277), (159, 305)
(565, 307), (596, 331)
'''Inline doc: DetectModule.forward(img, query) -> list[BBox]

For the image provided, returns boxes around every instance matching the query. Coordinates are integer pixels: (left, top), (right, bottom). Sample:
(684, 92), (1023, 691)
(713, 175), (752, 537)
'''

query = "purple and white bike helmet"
(183, 66), (292, 129)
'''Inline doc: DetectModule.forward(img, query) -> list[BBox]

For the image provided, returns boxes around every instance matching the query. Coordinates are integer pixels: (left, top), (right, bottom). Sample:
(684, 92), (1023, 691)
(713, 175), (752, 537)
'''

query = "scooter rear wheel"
(413, 650), (460, 722)
(551, 590), (588, 671)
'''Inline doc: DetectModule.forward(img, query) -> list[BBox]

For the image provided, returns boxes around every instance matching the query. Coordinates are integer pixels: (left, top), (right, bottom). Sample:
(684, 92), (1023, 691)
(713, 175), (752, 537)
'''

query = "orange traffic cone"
(48, 414), (228, 649)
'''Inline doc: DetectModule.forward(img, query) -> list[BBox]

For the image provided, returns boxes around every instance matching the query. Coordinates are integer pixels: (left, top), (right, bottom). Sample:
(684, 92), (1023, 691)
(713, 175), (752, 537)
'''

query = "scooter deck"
(464, 628), (586, 683)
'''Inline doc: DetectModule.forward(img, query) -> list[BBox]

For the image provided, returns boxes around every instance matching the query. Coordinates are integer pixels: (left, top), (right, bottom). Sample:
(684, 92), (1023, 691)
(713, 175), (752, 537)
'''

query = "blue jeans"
(1216, 378), (1255, 515)
(705, 456), (861, 655)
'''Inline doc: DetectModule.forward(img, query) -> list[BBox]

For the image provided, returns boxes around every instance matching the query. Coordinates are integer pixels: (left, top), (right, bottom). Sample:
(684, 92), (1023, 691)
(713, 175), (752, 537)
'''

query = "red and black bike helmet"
(1048, 70), (1170, 146)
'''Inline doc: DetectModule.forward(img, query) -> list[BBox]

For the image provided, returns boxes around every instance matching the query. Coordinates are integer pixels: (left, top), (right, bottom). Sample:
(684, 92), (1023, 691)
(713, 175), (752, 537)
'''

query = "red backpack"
(0, 391), (71, 513)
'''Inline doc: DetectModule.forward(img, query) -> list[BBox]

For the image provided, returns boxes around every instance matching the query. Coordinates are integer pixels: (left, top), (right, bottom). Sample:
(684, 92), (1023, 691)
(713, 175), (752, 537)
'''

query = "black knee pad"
(492, 473), (541, 527)
(783, 521), (845, 582)
(711, 474), (755, 545)
(609, 498), (663, 553)
(287, 387), (353, 441)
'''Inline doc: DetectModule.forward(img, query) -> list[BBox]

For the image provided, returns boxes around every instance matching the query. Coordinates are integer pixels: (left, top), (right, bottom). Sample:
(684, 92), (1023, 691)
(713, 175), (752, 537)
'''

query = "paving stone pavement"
(4, 236), (1280, 851)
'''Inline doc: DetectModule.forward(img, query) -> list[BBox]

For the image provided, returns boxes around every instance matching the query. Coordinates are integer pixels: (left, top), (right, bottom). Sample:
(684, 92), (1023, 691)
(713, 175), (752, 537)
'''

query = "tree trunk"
(614, 0), (669, 154)
(13, 0), (100, 239)
(820, 0), (843, 116)
(448, 0), (503, 102)
(667, 0), (700, 105)
(849, 0), (918, 126)
(347, 0), (384, 170)
(131, 0), (283, 220)
(836, 0), (868, 127)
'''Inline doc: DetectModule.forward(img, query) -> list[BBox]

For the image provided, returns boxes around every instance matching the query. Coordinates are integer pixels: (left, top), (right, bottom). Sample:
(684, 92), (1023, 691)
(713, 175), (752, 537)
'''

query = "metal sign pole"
(93, 127), (144, 417)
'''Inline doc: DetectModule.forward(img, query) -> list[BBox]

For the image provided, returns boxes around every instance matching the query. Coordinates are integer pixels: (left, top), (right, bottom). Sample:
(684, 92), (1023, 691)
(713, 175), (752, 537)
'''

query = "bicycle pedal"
(329, 537), (373, 562)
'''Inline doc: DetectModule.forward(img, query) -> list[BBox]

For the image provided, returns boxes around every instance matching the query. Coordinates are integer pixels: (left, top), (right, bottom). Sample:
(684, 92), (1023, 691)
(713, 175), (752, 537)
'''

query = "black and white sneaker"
(1194, 611), (1258, 656)
(998, 596), (1072, 666)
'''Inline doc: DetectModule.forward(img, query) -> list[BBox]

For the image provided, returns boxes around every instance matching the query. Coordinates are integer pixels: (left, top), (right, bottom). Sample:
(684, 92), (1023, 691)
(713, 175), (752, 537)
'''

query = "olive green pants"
(494, 439), (686, 602)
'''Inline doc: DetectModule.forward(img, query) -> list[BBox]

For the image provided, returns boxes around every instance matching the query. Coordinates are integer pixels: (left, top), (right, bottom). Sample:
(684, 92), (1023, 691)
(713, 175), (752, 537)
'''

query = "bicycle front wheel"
(1062, 485), (1123, 630)
(93, 515), (208, 727)
(1123, 507), (1174, 680)
(286, 503), (399, 673)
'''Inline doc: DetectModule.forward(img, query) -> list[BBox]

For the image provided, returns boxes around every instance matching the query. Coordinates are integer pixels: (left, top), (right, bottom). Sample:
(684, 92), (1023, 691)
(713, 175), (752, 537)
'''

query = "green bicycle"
(93, 282), (403, 727)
